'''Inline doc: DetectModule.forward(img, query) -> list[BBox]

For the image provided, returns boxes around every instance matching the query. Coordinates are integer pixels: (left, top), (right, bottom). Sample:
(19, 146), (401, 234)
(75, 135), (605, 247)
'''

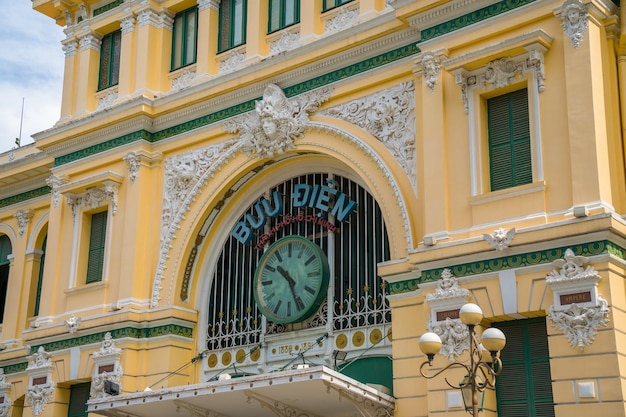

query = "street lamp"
(418, 303), (506, 415)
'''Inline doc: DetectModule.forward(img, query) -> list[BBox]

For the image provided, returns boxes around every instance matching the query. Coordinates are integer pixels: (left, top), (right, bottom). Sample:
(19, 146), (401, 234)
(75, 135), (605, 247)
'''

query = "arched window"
(206, 173), (391, 371)
(33, 236), (47, 317)
(0, 235), (12, 323)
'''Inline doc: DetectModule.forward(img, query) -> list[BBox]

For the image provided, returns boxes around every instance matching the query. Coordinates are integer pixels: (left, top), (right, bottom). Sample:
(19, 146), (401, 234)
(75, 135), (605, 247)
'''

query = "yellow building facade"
(0, 0), (623, 416)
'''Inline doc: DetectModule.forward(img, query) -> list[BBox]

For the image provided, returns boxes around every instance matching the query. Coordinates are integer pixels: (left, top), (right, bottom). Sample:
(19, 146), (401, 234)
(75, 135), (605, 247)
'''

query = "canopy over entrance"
(88, 366), (395, 417)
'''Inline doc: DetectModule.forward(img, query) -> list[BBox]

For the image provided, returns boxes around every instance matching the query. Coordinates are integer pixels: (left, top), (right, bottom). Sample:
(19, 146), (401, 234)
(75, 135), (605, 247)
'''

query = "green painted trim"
(0, 187), (50, 209)
(3, 324), (193, 376)
(51, 0), (535, 167)
(93, 0), (124, 17)
(421, 0), (537, 41)
(389, 240), (623, 295)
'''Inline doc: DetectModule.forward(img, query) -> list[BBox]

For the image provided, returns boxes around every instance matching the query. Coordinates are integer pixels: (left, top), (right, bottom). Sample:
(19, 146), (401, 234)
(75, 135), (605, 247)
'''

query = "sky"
(0, 2), (65, 154)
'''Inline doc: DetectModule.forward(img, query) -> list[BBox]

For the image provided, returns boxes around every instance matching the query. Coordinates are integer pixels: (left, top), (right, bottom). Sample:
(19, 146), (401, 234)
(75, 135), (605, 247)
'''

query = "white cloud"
(0, 3), (65, 153)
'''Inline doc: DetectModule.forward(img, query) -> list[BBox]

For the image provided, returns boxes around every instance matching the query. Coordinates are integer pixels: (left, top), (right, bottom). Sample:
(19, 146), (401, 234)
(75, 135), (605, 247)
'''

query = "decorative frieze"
(321, 82), (416, 189)
(546, 248), (609, 350)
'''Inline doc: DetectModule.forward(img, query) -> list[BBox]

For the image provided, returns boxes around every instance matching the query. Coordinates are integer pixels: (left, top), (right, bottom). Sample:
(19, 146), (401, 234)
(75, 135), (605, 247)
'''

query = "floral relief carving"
(65, 314), (81, 334)
(321, 82), (416, 189)
(269, 31), (300, 55)
(124, 152), (140, 184)
(218, 50), (246, 74)
(560, 0), (588, 48)
(26, 383), (53, 417)
(97, 89), (118, 110)
(66, 182), (119, 220)
(170, 68), (196, 92)
(90, 333), (123, 399)
(546, 249), (609, 350)
(425, 269), (471, 360)
(325, 6), (359, 34)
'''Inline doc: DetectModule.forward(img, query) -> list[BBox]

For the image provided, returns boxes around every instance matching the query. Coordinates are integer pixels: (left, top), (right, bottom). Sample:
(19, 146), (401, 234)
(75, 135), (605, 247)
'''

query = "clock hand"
(276, 266), (305, 310)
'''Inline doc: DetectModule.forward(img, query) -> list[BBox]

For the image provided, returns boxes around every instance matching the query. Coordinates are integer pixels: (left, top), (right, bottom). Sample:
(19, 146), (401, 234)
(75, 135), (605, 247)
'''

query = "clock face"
(254, 235), (330, 324)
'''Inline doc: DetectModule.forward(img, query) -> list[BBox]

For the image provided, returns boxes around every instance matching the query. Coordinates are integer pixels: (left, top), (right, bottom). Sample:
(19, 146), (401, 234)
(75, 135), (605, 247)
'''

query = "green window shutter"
(68, 382), (91, 417)
(33, 236), (47, 316)
(495, 318), (555, 417)
(172, 7), (198, 70)
(268, 0), (300, 33)
(488, 89), (532, 191)
(0, 235), (11, 265)
(86, 211), (108, 284)
(218, 0), (247, 53)
(98, 30), (122, 91)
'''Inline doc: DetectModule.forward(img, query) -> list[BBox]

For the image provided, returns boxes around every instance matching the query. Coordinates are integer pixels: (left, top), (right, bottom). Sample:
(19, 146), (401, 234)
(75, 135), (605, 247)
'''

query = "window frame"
(268, 0), (300, 34)
(322, 0), (354, 13)
(86, 210), (108, 284)
(218, 0), (248, 54)
(97, 30), (122, 91)
(171, 6), (199, 71)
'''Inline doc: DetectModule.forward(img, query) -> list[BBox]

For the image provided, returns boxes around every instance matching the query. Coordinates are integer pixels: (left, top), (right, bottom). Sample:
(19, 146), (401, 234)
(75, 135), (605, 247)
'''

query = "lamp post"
(418, 303), (506, 415)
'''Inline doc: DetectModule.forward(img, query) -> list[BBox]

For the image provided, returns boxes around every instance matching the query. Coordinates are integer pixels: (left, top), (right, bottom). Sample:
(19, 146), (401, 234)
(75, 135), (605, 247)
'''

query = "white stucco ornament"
(483, 227), (516, 251)
(65, 314), (81, 334)
(223, 83), (332, 159)
(546, 249), (609, 350)
(560, 0), (588, 48)
(425, 269), (471, 360)
(0, 369), (12, 417)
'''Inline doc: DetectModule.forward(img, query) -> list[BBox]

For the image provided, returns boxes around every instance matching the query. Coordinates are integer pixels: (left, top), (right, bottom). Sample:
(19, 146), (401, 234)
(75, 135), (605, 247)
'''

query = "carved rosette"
(425, 269), (471, 360)
(560, 0), (588, 48)
(546, 249), (609, 350)
(321, 82), (416, 189)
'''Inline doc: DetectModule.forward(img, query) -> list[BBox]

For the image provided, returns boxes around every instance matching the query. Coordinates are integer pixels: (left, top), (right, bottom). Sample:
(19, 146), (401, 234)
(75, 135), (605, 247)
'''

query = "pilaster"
(59, 34), (78, 121)
(300, 0), (324, 41)
(118, 14), (137, 98)
(74, 32), (101, 115)
(245, 0), (269, 61)
(196, 0), (220, 78)
(135, 8), (173, 97)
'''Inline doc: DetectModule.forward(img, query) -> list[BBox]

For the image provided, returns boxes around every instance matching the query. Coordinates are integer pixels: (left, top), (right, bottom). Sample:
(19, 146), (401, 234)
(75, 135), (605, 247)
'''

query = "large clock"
(254, 235), (330, 324)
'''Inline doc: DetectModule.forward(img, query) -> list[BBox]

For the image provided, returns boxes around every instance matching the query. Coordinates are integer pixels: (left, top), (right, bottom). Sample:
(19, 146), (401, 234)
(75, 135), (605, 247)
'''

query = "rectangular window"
(86, 211), (108, 284)
(68, 382), (91, 417)
(322, 0), (354, 12)
(98, 30), (122, 91)
(495, 318), (555, 417)
(172, 7), (198, 70)
(487, 88), (532, 191)
(268, 0), (300, 33)
(218, 0), (247, 53)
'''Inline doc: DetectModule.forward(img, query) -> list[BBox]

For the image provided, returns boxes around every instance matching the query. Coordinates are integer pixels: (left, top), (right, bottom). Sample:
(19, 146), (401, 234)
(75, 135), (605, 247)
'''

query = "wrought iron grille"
(206, 173), (390, 350)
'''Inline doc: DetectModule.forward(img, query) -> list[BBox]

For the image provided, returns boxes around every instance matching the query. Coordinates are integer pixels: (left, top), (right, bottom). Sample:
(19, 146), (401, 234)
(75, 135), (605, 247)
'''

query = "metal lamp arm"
(419, 360), (471, 380)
